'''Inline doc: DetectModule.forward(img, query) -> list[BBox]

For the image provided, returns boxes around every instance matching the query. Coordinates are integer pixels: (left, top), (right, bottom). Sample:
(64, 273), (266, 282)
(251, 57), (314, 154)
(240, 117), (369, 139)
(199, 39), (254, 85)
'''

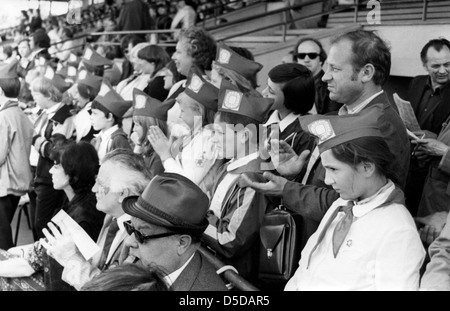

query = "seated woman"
(261, 63), (317, 176)
(0, 137), (105, 291)
(117, 44), (171, 136)
(130, 89), (172, 178)
(284, 105), (425, 291)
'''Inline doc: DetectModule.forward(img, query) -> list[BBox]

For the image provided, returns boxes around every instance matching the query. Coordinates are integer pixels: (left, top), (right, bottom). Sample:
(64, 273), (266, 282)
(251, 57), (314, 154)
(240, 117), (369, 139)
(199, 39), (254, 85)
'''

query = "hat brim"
(122, 195), (209, 236)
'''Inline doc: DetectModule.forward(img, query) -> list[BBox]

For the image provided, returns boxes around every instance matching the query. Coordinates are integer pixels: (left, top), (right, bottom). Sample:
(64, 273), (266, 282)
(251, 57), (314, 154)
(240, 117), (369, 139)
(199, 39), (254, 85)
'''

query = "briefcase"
(258, 205), (303, 286)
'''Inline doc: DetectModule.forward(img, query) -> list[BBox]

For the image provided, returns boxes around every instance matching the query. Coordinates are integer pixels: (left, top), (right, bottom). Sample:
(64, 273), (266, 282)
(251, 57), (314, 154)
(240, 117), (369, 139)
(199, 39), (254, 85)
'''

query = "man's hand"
(239, 171), (288, 197)
(415, 211), (448, 245)
(412, 138), (450, 160)
(147, 126), (172, 161)
(40, 221), (81, 267)
(269, 139), (311, 178)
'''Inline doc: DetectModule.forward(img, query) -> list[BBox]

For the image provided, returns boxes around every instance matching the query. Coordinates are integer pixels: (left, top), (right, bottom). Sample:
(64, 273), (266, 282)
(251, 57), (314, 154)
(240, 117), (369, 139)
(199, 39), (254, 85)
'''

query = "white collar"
(98, 124), (119, 140)
(338, 180), (395, 218)
(227, 152), (259, 172)
(339, 90), (384, 115)
(164, 252), (195, 286)
(264, 111), (298, 132)
(116, 213), (132, 233)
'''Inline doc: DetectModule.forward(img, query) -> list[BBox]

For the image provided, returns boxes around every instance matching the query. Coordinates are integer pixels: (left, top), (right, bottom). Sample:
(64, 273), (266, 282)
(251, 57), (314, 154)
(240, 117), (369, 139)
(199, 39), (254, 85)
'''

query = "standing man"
(405, 38), (450, 216)
(116, 0), (153, 40)
(0, 60), (34, 249)
(242, 30), (410, 241)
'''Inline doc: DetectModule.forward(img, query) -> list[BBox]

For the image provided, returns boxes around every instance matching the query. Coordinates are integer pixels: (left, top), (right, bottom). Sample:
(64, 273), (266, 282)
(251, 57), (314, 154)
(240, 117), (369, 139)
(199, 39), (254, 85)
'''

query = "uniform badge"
(78, 70), (87, 80)
(308, 120), (335, 144)
(218, 48), (231, 64)
(98, 83), (110, 97)
(135, 95), (146, 110)
(84, 48), (93, 60)
(44, 67), (55, 80)
(68, 66), (77, 77)
(69, 53), (78, 62)
(222, 90), (242, 111)
(38, 57), (46, 66)
(346, 240), (352, 247)
(188, 74), (204, 93)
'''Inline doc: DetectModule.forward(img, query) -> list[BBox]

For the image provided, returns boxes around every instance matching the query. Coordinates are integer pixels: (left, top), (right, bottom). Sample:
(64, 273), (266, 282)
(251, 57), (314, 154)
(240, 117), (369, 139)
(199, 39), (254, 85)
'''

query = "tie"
(99, 218), (119, 269)
(332, 202), (354, 258)
(44, 119), (54, 139)
(306, 201), (354, 268)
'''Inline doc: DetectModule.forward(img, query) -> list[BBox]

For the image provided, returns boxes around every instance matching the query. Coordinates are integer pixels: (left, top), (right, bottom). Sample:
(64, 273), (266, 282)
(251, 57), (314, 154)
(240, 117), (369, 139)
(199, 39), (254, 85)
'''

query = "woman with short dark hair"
(0, 138), (105, 291)
(262, 63), (317, 174)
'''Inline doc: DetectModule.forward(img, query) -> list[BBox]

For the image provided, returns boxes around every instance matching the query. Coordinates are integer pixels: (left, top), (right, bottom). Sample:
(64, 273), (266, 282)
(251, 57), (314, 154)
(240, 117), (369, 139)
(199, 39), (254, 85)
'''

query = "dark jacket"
(171, 251), (228, 291)
(407, 75), (450, 135)
(282, 92), (410, 234)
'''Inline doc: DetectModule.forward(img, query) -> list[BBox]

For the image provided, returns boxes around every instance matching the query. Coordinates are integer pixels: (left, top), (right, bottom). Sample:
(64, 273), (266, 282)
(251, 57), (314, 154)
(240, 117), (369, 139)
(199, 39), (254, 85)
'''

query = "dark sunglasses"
(295, 53), (319, 60)
(124, 220), (178, 244)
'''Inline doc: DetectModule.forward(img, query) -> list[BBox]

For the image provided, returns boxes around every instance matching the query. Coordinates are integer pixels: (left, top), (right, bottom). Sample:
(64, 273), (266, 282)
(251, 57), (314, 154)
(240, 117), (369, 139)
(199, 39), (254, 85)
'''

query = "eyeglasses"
(123, 220), (178, 244)
(295, 53), (319, 60)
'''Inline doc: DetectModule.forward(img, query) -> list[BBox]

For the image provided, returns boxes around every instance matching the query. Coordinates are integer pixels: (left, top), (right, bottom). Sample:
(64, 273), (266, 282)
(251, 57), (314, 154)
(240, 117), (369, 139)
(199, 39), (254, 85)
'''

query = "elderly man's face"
(322, 39), (364, 106)
(125, 217), (182, 274)
(92, 161), (126, 218)
(424, 45), (450, 88)
(172, 38), (193, 77)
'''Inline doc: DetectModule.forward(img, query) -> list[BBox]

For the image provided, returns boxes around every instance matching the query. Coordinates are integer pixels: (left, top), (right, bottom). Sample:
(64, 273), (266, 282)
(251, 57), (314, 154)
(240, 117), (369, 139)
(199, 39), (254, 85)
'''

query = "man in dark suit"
(404, 38), (450, 216)
(241, 30), (410, 241)
(122, 172), (228, 291)
(117, 0), (153, 39)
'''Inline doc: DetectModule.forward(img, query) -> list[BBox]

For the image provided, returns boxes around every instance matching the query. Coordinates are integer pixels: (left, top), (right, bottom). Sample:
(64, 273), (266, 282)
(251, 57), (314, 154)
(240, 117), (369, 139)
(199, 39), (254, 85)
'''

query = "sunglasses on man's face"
(295, 53), (319, 60)
(123, 220), (178, 244)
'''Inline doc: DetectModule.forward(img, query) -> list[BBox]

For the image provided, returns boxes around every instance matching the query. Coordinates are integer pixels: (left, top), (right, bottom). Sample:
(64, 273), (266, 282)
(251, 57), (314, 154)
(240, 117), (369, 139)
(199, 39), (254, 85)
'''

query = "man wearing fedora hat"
(42, 149), (153, 290)
(121, 172), (228, 291)
(0, 60), (34, 250)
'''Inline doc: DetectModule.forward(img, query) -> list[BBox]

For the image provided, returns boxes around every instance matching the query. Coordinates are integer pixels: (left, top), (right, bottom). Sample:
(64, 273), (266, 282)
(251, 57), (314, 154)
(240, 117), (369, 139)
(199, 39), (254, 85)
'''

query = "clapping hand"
(147, 126), (172, 161)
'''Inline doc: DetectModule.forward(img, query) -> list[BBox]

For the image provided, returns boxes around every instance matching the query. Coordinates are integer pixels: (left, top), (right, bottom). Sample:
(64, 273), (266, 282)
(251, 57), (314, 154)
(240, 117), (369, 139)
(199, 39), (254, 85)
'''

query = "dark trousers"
(33, 184), (66, 240)
(0, 195), (21, 249)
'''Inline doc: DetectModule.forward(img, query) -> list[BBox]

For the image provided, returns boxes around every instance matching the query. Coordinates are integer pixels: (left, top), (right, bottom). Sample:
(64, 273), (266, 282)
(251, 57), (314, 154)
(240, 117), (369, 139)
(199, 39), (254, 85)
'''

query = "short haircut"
(102, 148), (152, 195)
(179, 26), (217, 72)
(91, 100), (122, 128)
(331, 30), (391, 86)
(51, 139), (100, 194)
(33, 29), (51, 49)
(293, 37), (327, 64)
(420, 38), (450, 64)
(137, 45), (171, 78)
(30, 77), (63, 102)
(268, 63), (315, 115)
(0, 78), (21, 98)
